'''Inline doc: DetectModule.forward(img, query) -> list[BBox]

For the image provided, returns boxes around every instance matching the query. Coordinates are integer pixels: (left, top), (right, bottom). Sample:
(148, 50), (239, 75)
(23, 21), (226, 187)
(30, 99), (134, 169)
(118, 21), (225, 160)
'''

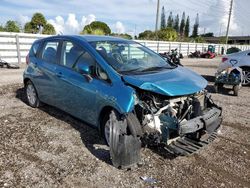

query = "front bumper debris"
(165, 131), (218, 156)
(109, 112), (142, 169)
(179, 107), (222, 135)
(165, 105), (222, 156)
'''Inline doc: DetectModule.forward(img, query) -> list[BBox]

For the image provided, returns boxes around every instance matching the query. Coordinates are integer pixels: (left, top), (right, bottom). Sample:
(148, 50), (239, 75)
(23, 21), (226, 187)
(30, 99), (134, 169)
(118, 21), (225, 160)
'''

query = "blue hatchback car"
(24, 35), (222, 168)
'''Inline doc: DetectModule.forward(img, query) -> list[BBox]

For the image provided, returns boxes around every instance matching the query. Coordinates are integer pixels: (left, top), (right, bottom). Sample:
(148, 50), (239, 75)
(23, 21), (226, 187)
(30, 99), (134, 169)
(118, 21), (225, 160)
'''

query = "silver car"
(217, 50), (250, 85)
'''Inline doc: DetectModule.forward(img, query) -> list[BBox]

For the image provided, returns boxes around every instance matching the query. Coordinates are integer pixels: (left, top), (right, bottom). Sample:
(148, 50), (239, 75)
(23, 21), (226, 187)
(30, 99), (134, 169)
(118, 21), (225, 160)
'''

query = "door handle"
(56, 72), (63, 78)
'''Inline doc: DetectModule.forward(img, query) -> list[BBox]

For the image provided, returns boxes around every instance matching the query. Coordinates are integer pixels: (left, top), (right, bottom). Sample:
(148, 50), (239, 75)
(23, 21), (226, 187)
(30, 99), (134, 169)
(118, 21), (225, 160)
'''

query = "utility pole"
(225, 0), (233, 44)
(155, 0), (160, 32)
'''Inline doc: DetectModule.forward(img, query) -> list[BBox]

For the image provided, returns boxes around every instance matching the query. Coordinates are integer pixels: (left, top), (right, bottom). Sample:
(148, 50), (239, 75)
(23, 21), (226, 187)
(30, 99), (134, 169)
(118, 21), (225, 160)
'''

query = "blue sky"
(0, 0), (249, 36)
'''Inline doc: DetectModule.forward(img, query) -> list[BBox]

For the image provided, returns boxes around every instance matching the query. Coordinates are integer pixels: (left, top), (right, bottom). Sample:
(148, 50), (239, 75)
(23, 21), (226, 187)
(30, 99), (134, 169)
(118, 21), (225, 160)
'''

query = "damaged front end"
(134, 90), (222, 145)
(108, 89), (222, 168)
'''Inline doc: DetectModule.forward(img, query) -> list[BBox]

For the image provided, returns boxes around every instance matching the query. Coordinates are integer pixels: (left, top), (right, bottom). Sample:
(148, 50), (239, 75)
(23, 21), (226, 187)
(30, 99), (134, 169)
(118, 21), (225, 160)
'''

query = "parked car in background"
(24, 35), (222, 169)
(217, 50), (250, 85)
(226, 47), (241, 54)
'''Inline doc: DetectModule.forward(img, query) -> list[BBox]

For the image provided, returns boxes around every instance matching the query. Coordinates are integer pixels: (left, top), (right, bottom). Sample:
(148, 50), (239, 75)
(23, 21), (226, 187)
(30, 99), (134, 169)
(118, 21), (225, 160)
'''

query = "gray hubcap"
(242, 70), (250, 85)
(104, 119), (111, 146)
(26, 84), (37, 105)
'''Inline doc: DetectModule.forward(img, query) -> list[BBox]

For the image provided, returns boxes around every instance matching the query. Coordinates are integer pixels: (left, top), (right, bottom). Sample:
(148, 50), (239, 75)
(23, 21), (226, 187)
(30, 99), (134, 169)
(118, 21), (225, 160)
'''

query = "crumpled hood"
(122, 66), (207, 96)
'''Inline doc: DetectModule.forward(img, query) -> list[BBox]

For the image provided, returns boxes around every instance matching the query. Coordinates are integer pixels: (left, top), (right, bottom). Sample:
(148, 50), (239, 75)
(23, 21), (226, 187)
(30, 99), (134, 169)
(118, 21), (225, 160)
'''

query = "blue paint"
(123, 66), (207, 96)
(24, 35), (207, 129)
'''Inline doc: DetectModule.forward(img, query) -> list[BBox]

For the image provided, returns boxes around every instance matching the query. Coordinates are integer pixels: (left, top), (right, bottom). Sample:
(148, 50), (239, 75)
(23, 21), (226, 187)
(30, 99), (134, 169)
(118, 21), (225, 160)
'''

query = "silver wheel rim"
(26, 84), (37, 105)
(242, 70), (250, 85)
(104, 119), (111, 146)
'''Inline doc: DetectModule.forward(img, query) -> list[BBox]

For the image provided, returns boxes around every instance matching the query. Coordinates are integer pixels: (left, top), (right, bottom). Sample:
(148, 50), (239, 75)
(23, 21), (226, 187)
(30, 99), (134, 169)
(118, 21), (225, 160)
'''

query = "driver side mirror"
(77, 63), (93, 82)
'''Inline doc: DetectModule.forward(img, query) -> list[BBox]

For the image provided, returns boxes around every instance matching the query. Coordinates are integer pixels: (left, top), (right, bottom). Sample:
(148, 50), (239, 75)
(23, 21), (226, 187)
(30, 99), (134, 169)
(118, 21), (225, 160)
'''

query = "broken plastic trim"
(179, 107), (222, 135)
(109, 111), (142, 169)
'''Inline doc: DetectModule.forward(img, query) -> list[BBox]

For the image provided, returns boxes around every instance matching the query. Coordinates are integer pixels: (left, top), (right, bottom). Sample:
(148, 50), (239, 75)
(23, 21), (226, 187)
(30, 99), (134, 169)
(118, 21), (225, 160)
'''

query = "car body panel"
(123, 66), (207, 96)
(24, 56), (58, 106)
(217, 50), (250, 72)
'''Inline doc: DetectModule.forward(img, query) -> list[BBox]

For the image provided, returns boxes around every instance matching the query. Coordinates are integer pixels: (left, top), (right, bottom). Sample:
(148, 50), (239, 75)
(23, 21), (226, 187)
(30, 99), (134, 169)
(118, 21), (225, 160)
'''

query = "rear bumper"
(179, 107), (222, 135)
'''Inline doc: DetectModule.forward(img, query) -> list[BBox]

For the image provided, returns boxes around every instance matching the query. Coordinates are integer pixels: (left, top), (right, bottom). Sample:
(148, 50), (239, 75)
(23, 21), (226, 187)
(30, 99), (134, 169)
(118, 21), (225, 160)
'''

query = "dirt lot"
(0, 58), (249, 187)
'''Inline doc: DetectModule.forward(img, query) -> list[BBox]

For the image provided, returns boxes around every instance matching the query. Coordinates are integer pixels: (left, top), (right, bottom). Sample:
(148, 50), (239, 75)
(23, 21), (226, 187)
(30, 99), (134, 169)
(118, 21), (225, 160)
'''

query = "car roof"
(39, 35), (131, 43)
(227, 49), (250, 57)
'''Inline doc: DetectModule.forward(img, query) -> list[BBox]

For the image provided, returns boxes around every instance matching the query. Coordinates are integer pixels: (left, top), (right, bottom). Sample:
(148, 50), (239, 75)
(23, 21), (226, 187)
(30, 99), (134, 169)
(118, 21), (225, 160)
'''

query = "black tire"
(233, 85), (239, 96)
(25, 80), (40, 108)
(101, 111), (142, 146)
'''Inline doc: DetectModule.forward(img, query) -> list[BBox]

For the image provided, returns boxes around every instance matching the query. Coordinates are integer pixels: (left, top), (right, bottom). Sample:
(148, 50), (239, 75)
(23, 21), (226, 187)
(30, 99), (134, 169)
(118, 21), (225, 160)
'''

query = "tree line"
(0, 11), (214, 42)
(0, 13), (56, 34)
(138, 6), (204, 42)
(0, 12), (132, 39)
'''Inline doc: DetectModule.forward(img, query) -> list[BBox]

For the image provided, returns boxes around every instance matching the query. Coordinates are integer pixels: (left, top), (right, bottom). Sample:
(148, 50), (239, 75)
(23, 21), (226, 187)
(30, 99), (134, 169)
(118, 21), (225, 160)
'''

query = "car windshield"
(90, 40), (174, 74)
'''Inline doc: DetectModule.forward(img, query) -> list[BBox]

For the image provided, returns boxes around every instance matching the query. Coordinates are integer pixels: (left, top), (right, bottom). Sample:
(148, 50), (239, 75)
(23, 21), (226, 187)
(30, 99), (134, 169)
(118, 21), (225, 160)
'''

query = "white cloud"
(115, 21), (125, 34)
(48, 16), (65, 34)
(4, 0), (248, 36)
(65, 13), (80, 34)
(219, 0), (238, 32)
(48, 13), (96, 34)
(85, 14), (96, 25)
(200, 0), (239, 36)
(17, 15), (30, 27)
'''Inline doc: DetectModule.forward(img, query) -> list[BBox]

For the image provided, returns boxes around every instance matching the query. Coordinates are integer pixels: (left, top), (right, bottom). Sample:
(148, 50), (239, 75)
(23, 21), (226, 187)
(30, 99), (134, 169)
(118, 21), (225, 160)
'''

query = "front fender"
(96, 83), (136, 117)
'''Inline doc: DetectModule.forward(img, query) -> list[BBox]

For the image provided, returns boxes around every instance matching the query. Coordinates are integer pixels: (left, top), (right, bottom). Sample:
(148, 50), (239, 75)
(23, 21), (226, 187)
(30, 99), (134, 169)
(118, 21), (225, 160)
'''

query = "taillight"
(26, 54), (30, 65)
(222, 57), (228, 63)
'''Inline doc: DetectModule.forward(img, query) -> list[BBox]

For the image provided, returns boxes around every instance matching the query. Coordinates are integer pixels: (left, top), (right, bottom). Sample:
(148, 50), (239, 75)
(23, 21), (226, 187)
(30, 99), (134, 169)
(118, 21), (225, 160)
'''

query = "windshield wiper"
(119, 68), (143, 74)
(141, 66), (174, 72)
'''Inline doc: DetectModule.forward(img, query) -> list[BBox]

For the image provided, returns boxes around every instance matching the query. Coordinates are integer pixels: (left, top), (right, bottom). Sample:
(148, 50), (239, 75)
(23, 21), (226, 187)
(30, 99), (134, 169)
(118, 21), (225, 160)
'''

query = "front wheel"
(26, 80), (40, 108)
(242, 68), (250, 86)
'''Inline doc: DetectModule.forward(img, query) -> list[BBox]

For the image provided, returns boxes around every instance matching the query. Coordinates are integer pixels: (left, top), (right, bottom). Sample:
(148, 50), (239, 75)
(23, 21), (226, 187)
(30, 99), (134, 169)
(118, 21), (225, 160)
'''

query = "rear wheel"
(242, 68), (250, 86)
(26, 80), (40, 108)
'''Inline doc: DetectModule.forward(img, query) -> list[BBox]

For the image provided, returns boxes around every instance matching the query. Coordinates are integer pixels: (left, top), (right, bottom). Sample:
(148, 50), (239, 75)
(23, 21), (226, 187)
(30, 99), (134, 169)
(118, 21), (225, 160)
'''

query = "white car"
(217, 50), (250, 85)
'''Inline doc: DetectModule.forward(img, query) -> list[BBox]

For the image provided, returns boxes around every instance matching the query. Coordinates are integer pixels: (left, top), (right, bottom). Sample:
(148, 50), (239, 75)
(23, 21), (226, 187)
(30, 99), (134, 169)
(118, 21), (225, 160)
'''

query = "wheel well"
(240, 66), (250, 71)
(23, 78), (30, 86)
(98, 106), (116, 129)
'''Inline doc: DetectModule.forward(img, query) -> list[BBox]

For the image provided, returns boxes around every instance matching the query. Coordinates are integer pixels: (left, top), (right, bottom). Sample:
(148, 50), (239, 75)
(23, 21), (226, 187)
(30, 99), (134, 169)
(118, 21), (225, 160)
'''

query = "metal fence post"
(15, 34), (21, 64)
(187, 43), (190, 56)
(157, 41), (159, 53)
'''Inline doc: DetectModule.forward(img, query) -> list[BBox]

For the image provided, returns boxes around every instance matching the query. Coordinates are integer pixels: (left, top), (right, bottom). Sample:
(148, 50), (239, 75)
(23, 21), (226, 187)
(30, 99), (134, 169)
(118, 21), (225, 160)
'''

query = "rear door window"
(41, 41), (59, 64)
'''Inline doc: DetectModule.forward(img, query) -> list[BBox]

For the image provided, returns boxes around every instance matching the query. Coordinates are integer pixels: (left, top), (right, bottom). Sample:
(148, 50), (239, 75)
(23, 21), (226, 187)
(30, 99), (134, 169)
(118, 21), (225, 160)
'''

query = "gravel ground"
(0, 58), (249, 187)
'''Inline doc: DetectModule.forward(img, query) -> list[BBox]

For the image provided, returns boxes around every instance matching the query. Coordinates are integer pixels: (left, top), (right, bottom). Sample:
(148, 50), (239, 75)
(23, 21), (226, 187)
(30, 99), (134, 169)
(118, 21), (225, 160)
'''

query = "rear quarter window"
(29, 42), (40, 57)
(41, 41), (59, 64)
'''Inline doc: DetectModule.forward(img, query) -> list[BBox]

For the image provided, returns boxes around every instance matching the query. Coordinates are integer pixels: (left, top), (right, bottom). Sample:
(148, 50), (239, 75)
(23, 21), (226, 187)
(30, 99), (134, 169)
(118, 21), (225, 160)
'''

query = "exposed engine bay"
(109, 89), (222, 169)
(134, 89), (221, 144)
